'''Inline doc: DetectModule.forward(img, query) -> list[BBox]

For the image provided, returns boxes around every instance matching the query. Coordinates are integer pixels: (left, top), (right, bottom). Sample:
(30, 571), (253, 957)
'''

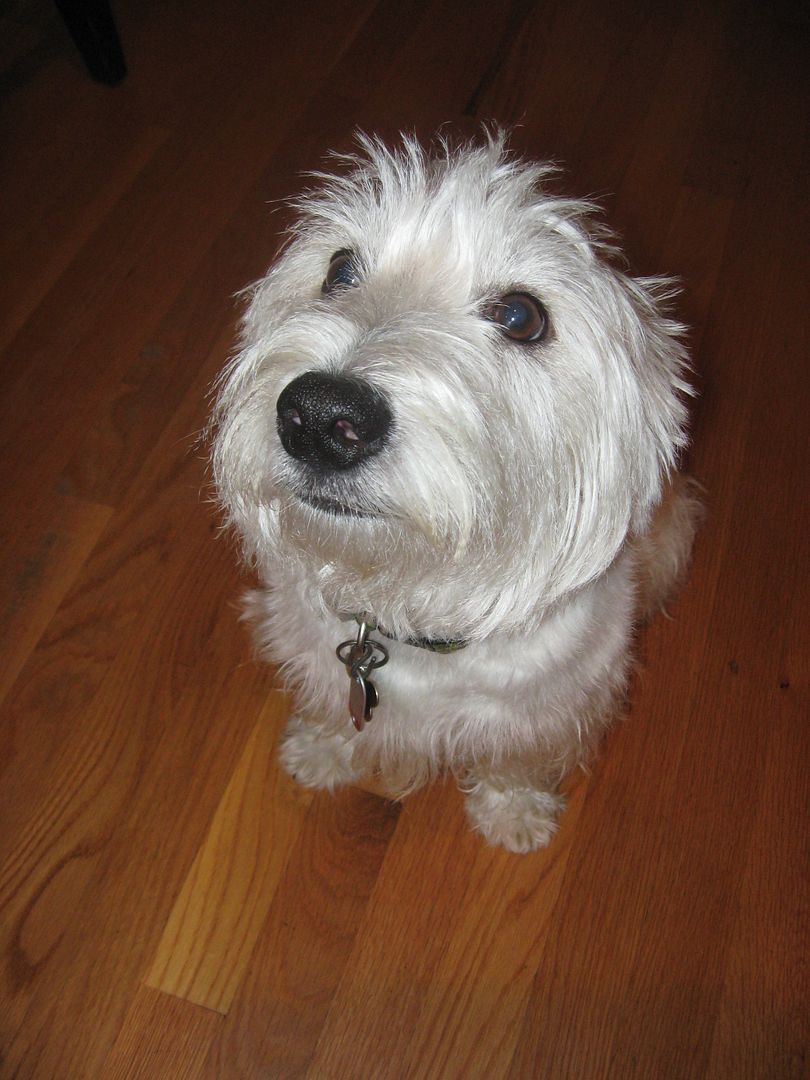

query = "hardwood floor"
(1, 0), (807, 1076)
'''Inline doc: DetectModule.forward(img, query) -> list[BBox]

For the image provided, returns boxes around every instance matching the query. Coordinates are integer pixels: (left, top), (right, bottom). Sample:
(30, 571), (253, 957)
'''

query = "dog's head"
(212, 133), (691, 640)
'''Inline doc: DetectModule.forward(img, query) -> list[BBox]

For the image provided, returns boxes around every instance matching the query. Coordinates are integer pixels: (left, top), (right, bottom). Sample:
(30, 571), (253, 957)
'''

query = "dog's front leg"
(460, 767), (565, 854)
(278, 713), (364, 791)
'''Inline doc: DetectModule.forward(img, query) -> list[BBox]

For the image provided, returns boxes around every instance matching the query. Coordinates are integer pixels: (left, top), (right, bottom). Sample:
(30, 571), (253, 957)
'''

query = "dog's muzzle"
(276, 371), (393, 471)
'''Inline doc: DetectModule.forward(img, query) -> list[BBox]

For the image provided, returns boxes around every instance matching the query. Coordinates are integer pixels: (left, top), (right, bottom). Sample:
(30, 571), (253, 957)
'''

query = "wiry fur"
(211, 132), (699, 853)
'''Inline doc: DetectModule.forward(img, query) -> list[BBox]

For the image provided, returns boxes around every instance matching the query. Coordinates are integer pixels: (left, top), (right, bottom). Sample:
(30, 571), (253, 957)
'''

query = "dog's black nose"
(276, 371), (393, 471)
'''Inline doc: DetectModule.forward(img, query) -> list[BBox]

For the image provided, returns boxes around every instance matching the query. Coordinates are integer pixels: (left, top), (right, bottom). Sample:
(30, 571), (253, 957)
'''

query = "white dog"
(211, 133), (700, 852)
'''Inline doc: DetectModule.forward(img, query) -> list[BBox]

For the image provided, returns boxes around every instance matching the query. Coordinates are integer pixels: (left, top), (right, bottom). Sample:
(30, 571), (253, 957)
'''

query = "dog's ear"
(618, 272), (693, 527)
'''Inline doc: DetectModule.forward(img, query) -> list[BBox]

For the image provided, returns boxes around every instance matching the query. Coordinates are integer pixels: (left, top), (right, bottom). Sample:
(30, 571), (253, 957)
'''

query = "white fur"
(211, 132), (698, 852)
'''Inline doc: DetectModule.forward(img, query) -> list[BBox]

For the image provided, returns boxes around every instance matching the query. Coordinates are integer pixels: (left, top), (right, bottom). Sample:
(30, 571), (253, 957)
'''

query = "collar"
(345, 613), (468, 653)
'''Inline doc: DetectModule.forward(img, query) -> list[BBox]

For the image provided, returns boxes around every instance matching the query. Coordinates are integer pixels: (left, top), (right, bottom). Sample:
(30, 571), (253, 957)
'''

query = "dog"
(211, 132), (700, 853)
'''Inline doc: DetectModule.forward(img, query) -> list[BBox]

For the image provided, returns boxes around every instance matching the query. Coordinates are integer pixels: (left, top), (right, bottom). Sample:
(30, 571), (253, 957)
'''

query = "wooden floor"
(1, 0), (808, 1076)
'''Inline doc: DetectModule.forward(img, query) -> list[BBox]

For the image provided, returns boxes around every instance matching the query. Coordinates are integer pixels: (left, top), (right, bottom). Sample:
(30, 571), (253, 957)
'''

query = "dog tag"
(336, 617), (388, 732)
(349, 672), (378, 732)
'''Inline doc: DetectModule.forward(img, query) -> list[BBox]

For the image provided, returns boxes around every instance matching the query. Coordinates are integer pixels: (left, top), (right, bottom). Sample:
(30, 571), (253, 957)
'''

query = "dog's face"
(213, 135), (690, 640)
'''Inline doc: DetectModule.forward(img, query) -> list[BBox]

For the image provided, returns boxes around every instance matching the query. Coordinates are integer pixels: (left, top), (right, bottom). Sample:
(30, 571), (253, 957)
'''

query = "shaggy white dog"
(211, 133), (700, 852)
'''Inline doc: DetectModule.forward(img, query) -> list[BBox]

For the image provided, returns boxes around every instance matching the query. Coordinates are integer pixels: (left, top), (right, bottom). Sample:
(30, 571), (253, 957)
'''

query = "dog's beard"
(254, 464), (559, 643)
(274, 468), (469, 576)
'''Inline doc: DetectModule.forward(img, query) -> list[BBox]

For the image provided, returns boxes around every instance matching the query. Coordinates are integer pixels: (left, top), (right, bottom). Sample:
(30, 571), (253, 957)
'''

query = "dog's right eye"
(322, 249), (361, 294)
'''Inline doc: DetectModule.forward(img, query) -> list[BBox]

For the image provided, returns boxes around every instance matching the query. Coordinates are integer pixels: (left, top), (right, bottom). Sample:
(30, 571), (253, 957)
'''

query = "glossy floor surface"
(1, 0), (808, 1076)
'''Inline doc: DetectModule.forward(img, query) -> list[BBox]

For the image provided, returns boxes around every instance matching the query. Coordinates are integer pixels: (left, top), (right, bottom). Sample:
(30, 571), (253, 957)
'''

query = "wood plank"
(0, 596), (276, 1078)
(345, 0), (538, 139)
(608, 0), (729, 267)
(484, 0), (679, 166)
(399, 772), (588, 1079)
(706, 659), (809, 1079)
(303, 783), (477, 1079)
(301, 773), (584, 1079)
(0, 122), (170, 353)
(0, 338), (232, 869)
(706, 71), (810, 1073)
(146, 700), (312, 1013)
(102, 986), (222, 1080)
(203, 788), (401, 1078)
(0, 494), (112, 709)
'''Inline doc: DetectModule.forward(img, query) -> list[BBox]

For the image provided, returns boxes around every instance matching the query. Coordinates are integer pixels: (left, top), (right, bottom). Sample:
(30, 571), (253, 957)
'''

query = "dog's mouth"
(291, 488), (378, 519)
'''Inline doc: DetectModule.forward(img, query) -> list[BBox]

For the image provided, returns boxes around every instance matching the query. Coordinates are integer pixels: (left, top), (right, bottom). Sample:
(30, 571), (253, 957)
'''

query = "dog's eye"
(322, 249), (361, 294)
(481, 292), (549, 343)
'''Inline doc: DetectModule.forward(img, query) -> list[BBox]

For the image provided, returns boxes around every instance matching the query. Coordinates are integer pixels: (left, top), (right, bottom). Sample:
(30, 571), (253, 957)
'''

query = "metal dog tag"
(336, 617), (388, 732)
(349, 671), (378, 731)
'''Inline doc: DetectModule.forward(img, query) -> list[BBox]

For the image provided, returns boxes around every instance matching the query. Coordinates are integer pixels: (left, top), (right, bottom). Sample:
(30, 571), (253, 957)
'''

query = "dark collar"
(348, 614), (468, 653)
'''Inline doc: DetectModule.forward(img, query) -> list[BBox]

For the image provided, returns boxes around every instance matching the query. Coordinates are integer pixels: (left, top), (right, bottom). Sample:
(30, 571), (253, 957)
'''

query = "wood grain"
(102, 987), (222, 1080)
(146, 699), (311, 1013)
(203, 788), (401, 1079)
(1, 0), (807, 1077)
(0, 493), (112, 706)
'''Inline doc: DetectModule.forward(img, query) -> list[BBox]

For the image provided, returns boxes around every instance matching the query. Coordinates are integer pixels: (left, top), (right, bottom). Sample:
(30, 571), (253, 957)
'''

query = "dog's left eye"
(481, 292), (549, 343)
(322, 249), (362, 294)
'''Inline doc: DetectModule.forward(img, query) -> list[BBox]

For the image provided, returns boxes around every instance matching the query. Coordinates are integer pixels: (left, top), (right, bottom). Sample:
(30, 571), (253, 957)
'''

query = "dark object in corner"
(54, 0), (127, 85)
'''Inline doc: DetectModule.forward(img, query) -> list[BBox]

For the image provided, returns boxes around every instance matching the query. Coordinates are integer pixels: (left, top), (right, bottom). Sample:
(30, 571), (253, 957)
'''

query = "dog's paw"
(463, 780), (564, 854)
(278, 715), (360, 791)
